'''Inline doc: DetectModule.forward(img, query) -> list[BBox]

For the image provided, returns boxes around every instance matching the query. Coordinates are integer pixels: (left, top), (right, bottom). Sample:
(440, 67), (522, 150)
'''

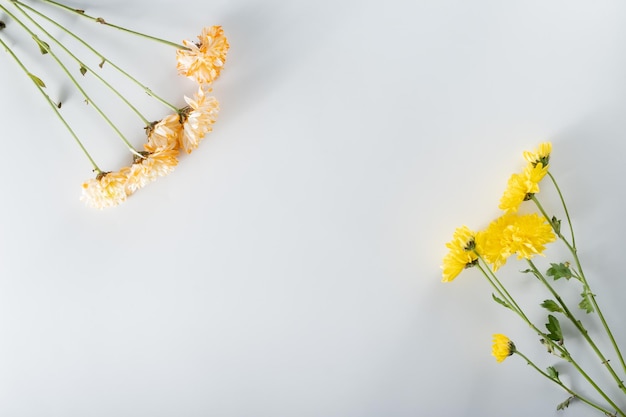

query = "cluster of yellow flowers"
(442, 142), (555, 282)
(443, 143), (626, 414)
(81, 26), (229, 209)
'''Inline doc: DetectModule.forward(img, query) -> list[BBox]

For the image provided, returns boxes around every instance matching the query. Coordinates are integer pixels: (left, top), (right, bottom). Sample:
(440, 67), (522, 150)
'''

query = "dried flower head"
(176, 25), (229, 85)
(125, 148), (180, 194)
(81, 170), (129, 209)
(146, 113), (183, 152)
(180, 87), (219, 154)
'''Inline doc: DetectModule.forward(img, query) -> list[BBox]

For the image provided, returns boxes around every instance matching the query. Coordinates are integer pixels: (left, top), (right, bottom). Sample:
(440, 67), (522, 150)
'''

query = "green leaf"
(541, 300), (563, 313)
(579, 290), (595, 314)
(32, 36), (49, 54)
(547, 366), (559, 380)
(546, 263), (573, 281)
(556, 396), (573, 410)
(28, 73), (46, 88)
(492, 294), (511, 310)
(79, 65), (87, 76)
(551, 216), (561, 235)
(545, 314), (563, 342)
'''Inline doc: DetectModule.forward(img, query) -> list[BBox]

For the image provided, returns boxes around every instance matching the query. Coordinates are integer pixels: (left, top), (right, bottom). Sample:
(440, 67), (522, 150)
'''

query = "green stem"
(527, 259), (626, 395)
(474, 259), (623, 413)
(532, 193), (626, 377)
(38, 0), (190, 50)
(514, 350), (622, 416)
(0, 36), (100, 172)
(11, 1), (150, 125)
(547, 171), (576, 247)
(476, 259), (530, 323)
(0, 5), (142, 157)
(12, 0), (179, 113)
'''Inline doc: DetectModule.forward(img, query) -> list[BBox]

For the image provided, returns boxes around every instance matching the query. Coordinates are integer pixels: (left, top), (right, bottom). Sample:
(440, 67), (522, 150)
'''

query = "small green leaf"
(547, 366), (559, 380)
(520, 268), (532, 274)
(32, 36), (50, 54)
(541, 300), (563, 313)
(579, 290), (595, 314)
(28, 73), (46, 88)
(551, 216), (561, 235)
(546, 314), (563, 342)
(556, 396), (573, 410)
(79, 65), (87, 76)
(546, 263), (573, 280)
(492, 294), (511, 310)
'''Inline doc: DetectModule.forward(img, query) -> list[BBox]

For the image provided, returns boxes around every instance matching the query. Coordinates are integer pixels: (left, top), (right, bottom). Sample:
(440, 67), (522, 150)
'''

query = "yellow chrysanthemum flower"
(441, 226), (478, 282)
(180, 87), (219, 154)
(498, 163), (548, 213)
(176, 26), (229, 85)
(478, 213), (556, 271)
(523, 142), (552, 167)
(81, 170), (129, 209)
(492, 334), (515, 363)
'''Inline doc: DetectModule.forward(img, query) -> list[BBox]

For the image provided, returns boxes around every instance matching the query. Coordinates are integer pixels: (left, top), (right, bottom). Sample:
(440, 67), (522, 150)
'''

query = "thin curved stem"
(515, 350), (621, 416)
(12, 0), (180, 113)
(547, 171), (576, 247)
(11, 1), (150, 125)
(532, 193), (626, 376)
(0, 36), (100, 172)
(474, 261), (623, 413)
(527, 259), (626, 394)
(38, 0), (190, 50)
(0, 5), (142, 157)
(476, 259), (530, 324)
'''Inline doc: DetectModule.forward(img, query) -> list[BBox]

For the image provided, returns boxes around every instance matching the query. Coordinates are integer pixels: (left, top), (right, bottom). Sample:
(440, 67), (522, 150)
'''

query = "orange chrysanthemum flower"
(81, 170), (129, 209)
(176, 26), (229, 85)
(125, 148), (180, 195)
(180, 87), (219, 154)
(146, 113), (183, 152)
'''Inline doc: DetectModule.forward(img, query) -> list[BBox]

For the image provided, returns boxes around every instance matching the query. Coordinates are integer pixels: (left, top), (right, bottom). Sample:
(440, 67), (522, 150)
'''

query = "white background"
(1, 0), (626, 416)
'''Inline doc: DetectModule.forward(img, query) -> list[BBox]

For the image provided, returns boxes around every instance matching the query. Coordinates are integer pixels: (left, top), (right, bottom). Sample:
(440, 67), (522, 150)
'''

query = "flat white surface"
(1, 0), (626, 416)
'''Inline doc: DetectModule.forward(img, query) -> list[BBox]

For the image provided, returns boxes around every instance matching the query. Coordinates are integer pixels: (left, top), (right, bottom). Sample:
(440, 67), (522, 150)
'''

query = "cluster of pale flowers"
(81, 26), (229, 209)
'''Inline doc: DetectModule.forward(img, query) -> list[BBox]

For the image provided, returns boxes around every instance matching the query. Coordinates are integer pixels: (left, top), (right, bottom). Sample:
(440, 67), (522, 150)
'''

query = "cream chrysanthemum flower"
(478, 213), (556, 271)
(180, 87), (219, 154)
(176, 25), (229, 85)
(146, 113), (183, 151)
(499, 163), (548, 213)
(492, 334), (515, 363)
(81, 170), (129, 209)
(125, 149), (180, 194)
(441, 226), (479, 282)
(523, 142), (552, 167)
